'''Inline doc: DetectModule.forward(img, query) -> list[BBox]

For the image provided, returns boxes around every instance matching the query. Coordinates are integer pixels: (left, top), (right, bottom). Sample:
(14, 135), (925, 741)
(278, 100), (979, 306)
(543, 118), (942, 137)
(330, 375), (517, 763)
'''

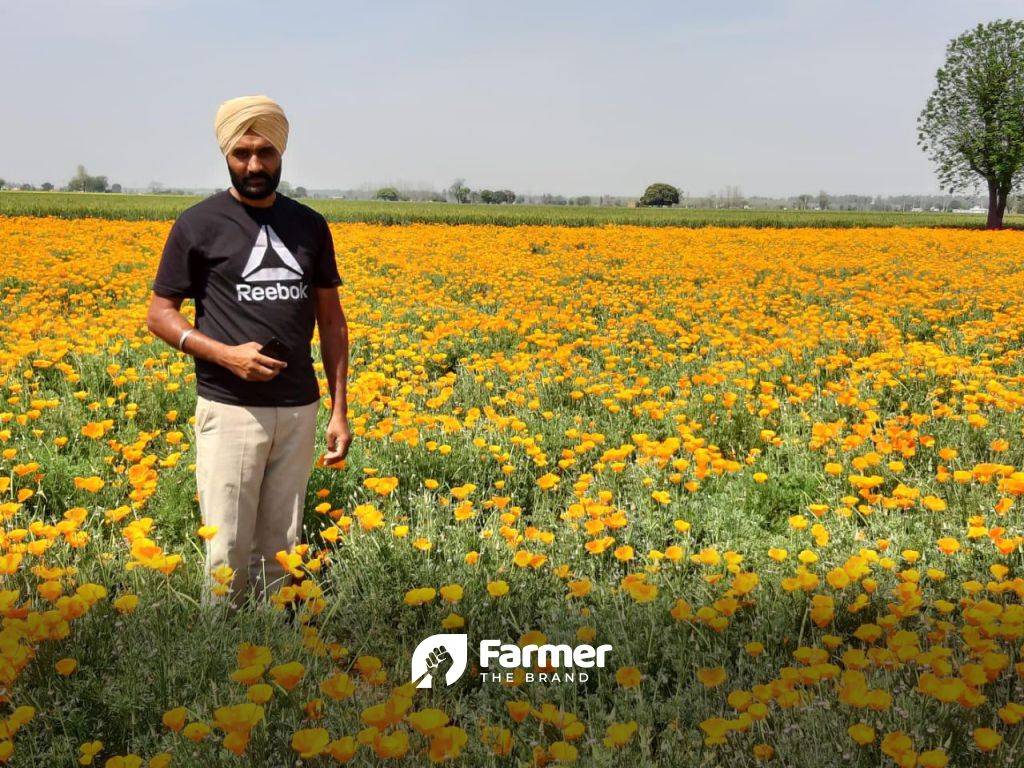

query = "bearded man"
(146, 94), (352, 609)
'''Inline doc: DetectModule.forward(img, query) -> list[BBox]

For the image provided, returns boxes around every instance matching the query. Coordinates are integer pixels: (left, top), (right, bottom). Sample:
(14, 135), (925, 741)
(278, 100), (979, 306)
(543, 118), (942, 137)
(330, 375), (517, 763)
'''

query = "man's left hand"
(323, 413), (352, 466)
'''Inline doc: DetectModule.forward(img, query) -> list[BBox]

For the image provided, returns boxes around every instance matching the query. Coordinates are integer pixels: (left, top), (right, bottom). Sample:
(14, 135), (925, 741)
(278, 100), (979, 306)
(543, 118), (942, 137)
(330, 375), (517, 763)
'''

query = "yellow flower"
(113, 594), (139, 613)
(321, 673), (355, 701)
(364, 476), (399, 496)
(161, 707), (187, 733)
(973, 727), (1002, 752)
(212, 703), (264, 734)
(407, 708), (449, 735)
(372, 729), (409, 758)
(246, 684), (274, 704)
(615, 666), (642, 688)
(487, 580), (509, 598)
(291, 727), (330, 759)
(450, 483), (476, 500)
(181, 722), (211, 742)
(403, 587), (436, 606)
(917, 749), (948, 768)
(327, 736), (357, 761)
(537, 472), (560, 490)
(354, 504), (384, 531)
(429, 726), (468, 762)
(602, 720), (638, 748)
(696, 666), (727, 688)
(936, 537), (960, 555)
(269, 661), (306, 691)
(549, 741), (578, 763)
(78, 740), (103, 766)
(439, 583), (463, 602)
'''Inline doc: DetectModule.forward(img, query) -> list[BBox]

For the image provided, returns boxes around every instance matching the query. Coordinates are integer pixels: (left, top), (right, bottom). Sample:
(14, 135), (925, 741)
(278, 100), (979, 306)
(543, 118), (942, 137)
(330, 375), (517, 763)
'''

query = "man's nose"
(247, 157), (265, 174)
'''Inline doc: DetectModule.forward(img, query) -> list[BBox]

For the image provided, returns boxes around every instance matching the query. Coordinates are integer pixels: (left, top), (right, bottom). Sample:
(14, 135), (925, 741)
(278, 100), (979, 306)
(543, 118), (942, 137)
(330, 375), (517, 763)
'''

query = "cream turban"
(214, 94), (289, 155)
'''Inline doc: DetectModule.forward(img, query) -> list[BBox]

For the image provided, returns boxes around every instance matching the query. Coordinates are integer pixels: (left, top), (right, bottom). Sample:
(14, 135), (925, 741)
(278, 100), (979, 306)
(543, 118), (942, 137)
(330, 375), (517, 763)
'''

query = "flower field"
(1, 216), (1024, 766)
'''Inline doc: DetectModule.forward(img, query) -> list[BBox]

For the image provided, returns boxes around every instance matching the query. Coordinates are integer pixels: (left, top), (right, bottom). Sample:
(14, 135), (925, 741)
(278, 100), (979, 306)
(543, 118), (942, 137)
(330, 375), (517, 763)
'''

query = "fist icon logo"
(411, 634), (468, 688)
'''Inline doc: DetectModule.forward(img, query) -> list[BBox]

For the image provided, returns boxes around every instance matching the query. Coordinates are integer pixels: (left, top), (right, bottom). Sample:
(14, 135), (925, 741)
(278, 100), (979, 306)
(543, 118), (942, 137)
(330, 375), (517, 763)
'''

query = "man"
(146, 94), (352, 609)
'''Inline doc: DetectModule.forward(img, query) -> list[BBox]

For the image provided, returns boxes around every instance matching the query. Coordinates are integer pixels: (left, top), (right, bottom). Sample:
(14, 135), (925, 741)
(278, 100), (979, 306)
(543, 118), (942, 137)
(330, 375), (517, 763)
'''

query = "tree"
(918, 20), (1024, 229)
(818, 190), (830, 210)
(110, 183), (122, 193)
(0, 178), (5, 190)
(67, 165), (109, 193)
(638, 183), (680, 207)
(481, 189), (514, 204)
(294, 186), (308, 198)
(375, 187), (400, 201)
(41, 182), (53, 191)
(448, 178), (471, 203)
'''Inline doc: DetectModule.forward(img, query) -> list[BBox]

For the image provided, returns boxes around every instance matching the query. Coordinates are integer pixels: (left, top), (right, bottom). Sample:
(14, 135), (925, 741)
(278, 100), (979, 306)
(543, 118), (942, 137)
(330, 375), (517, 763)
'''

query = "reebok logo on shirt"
(236, 224), (309, 302)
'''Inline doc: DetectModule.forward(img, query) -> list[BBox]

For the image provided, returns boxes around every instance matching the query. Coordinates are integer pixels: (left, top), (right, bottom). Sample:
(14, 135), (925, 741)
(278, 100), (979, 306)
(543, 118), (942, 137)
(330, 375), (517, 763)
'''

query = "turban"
(214, 94), (289, 156)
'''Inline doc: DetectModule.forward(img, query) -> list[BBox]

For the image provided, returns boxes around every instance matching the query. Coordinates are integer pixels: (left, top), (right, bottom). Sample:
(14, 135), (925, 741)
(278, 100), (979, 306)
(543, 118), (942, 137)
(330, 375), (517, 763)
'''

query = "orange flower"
(269, 662), (306, 691)
(615, 666), (642, 688)
(291, 727), (330, 759)
(696, 666), (727, 688)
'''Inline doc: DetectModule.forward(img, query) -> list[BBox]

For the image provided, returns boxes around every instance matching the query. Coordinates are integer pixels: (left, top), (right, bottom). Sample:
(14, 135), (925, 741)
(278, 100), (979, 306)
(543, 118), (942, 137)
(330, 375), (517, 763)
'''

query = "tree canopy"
(918, 19), (1024, 228)
(638, 183), (680, 207)
(66, 165), (110, 193)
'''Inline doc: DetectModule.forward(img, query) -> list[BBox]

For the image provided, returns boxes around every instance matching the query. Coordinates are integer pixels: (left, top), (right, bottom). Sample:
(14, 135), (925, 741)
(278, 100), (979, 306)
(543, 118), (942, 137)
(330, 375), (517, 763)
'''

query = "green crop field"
(2, 190), (1019, 229)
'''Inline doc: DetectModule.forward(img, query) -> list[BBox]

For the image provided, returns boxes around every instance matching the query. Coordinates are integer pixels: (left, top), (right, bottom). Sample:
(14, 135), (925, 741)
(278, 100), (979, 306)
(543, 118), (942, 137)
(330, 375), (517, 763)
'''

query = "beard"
(228, 162), (282, 200)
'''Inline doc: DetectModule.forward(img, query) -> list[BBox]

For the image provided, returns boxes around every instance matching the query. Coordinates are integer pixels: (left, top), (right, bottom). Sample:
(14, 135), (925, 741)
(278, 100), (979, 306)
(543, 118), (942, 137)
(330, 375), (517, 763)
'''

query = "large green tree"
(918, 19), (1024, 229)
(638, 183), (680, 207)
(66, 164), (109, 193)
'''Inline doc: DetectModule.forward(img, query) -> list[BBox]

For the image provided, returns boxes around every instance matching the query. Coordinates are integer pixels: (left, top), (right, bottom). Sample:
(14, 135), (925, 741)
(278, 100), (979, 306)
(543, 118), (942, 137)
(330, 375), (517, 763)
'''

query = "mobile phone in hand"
(258, 337), (291, 361)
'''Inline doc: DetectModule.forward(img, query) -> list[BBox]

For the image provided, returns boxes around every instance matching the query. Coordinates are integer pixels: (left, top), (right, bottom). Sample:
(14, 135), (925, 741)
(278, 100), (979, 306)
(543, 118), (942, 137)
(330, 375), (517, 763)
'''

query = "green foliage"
(375, 187), (401, 201)
(745, 470), (823, 534)
(918, 19), (1024, 228)
(448, 178), (471, 204)
(639, 183), (680, 208)
(479, 190), (516, 204)
(66, 164), (110, 193)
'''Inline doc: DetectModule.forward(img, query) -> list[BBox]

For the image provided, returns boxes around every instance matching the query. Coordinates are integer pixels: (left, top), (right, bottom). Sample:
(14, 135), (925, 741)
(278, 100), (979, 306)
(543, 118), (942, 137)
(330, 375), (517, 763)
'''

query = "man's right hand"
(218, 341), (287, 382)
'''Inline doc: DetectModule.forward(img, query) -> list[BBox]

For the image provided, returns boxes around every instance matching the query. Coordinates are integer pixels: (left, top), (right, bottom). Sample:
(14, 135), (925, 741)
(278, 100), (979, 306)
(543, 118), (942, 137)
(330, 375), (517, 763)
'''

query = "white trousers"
(194, 395), (319, 608)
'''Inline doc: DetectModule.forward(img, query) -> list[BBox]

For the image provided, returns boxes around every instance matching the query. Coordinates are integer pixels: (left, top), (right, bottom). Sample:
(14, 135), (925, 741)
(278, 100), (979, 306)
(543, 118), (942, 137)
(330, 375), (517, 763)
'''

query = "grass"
(2, 190), (1021, 229)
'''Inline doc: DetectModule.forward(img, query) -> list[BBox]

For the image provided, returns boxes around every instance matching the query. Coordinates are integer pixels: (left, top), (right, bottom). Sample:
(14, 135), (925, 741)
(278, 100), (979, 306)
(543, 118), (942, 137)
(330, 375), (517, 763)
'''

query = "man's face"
(226, 131), (282, 200)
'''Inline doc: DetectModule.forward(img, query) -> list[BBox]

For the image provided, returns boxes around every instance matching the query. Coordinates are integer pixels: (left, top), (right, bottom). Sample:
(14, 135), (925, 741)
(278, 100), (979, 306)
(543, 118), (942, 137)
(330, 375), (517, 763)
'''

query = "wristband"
(178, 328), (196, 352)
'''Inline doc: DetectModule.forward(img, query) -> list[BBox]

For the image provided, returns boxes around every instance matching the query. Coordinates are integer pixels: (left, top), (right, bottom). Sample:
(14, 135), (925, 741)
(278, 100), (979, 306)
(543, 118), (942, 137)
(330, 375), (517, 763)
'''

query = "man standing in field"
(146, 94), (352, 609)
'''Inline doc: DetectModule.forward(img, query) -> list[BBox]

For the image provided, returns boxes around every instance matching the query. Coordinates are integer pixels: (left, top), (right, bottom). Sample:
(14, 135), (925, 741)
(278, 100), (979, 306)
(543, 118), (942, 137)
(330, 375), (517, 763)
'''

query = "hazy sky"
(2, 0), (1020, 197)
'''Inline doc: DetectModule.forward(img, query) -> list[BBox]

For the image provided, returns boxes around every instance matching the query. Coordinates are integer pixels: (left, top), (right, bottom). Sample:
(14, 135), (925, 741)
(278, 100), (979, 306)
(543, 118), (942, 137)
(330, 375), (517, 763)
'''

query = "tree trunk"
(986, 179), (1006, 229)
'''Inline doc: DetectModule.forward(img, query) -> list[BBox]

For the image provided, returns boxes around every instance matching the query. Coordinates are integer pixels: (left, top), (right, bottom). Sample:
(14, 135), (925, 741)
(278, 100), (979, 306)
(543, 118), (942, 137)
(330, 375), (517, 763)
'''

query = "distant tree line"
(5, 170), (1022, 215)
(0, 165), (123, 193)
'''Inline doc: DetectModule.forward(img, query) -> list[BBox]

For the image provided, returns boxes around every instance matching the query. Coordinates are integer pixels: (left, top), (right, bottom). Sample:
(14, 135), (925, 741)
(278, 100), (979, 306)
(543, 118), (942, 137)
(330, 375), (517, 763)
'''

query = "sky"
(1, 0), (1020, 198)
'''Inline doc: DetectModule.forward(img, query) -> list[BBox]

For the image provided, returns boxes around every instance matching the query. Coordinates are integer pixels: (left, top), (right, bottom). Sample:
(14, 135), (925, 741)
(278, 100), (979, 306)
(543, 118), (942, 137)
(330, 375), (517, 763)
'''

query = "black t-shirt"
(152, 190), (342, 407)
